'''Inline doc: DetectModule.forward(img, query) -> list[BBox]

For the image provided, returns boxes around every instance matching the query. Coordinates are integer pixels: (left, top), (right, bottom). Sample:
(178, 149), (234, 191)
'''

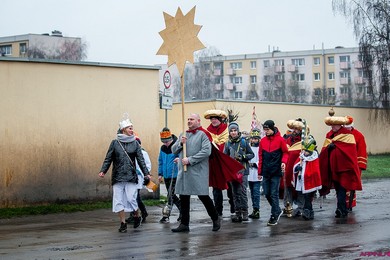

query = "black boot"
(171, 224), (190, 232)
(133, 216), (142, 228)
(118, 222), (127, 233)
(141, 211), (148, 223)
(212, 218), (221, 231)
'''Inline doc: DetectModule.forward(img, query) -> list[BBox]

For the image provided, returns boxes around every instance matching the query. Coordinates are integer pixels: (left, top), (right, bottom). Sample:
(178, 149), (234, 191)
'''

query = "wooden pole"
(181, 74), (187, 171)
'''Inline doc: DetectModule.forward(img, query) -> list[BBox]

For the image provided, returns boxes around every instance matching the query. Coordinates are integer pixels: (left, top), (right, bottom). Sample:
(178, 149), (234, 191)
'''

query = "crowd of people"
(98, 109), (367, 233)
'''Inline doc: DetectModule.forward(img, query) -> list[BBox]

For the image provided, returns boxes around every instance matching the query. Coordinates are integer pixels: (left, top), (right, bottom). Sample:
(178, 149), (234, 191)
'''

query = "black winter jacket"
(100, 139), (149, 185)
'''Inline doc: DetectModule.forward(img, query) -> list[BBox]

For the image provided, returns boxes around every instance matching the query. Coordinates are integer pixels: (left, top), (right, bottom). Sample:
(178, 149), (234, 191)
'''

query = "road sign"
(163, 70), (171, 89)
(160, 95), (173, 110)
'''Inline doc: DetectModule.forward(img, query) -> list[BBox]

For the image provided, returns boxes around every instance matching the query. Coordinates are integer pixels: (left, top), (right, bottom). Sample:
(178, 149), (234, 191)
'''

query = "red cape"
(199, 127), (244, 189)
(319, 127), (362, 196)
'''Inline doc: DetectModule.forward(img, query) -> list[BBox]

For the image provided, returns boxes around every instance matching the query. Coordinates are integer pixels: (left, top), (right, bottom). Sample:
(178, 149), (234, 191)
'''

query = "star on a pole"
(156, 6), (205, 76)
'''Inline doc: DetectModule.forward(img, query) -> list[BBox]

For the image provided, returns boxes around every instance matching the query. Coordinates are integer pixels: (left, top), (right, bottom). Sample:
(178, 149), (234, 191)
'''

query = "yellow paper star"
(157, 6), (205, 76)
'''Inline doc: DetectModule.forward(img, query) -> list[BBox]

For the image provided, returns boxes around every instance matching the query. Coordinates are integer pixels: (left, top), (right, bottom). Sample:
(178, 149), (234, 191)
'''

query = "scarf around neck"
(117, 133), (136, 143)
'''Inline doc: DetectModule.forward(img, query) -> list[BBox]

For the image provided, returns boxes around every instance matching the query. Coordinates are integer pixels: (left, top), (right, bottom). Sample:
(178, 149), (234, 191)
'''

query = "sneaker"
(268, 211), (282, 226)
(159, 217), (170, 223)
(171, 224), (190, 233)
(277, 210), (283, 222)
(212, 218), (221, 231)
(267, 216), (277, 226)
(231, 213), (242, 223)
(249, 209), (260, 219)
(118, 222), (127, 233)
(133, 216), (142, 228)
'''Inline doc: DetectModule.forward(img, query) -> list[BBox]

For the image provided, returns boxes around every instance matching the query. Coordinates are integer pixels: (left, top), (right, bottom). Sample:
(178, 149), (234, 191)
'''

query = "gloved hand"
(295, 165), (302, 172)
(143, 176), (150, 185)
(235, 154), (243, 161)
(250, 163), (258, 168)
(328, 143), (336, 151)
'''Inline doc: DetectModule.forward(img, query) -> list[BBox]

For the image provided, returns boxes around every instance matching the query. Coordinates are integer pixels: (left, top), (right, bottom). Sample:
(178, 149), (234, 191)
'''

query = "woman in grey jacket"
(99, 116), (150, 233)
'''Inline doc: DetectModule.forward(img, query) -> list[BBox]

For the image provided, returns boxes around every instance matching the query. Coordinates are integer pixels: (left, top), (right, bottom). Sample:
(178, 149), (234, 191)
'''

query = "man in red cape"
(319, 115), (362, 218)
(344, 116), (367, 211)
(203, 110), (243, 216)
(281, 119), (304, 217)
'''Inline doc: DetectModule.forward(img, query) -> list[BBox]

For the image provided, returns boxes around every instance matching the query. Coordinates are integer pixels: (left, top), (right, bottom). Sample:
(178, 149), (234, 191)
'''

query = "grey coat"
(172, 129), (211, 195)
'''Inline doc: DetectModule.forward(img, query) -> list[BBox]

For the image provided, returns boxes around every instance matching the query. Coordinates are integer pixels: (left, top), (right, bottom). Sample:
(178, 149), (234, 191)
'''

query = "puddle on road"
(48, 245), (93, 251)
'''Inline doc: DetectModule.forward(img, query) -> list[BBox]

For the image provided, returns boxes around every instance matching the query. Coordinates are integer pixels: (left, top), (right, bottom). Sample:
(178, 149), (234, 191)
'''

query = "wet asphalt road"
(1, 179), (390, 260)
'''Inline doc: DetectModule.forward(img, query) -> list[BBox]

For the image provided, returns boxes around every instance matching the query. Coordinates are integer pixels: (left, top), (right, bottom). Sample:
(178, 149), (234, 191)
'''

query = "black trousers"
(179, 194), (218, 226)
(334, 181), (348, 215)
(213, 182), (235, 215)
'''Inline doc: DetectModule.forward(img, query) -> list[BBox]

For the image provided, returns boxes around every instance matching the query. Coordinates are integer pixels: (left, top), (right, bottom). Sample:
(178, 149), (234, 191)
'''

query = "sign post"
(161, 70), (173, 127)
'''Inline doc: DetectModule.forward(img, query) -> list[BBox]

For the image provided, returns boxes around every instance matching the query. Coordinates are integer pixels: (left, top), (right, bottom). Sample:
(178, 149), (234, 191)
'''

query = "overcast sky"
(2, 0), (357, 66)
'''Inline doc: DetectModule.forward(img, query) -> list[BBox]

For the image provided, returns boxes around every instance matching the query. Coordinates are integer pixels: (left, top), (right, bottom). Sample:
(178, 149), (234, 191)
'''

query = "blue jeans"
(262, 175), (282, 218)
(248, 181), (261, 210)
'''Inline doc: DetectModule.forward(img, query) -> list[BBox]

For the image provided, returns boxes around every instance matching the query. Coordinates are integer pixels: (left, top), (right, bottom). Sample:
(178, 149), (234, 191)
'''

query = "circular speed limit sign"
(163, 70), (171, 89)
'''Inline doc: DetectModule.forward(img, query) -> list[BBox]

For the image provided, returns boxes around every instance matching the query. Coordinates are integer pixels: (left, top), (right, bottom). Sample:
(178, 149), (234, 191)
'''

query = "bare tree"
(333, 0), (390, 121)
(27, 39), (87, 61)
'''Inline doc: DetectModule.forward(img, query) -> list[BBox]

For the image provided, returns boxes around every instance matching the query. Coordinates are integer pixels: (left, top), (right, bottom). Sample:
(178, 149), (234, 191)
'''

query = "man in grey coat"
(171, 113), (221, 232)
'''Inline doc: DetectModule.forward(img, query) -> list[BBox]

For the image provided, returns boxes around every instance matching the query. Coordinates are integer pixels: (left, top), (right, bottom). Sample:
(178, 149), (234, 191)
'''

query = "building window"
(250, 75), (257, 84)
(358, 69), (368, 78)
(0, 45), (12, 56)
(234, 91), (243, 99)
(263, 60), (270, 68)
(291, 58), (305, 66)
(230, 62), (242, 70)
(339, 55), (350, 62)
(215, 77), (223, 84)
(328, 56), (334, 64)
(313, 57), (320, 66)
(328, 88), (335, 96)
(263, 90), (270, 97)
(314, 73), (321, 81)
(233, 76), (242, 85)
(328, 72), (335, 80)
(250, 61), (256, 69)
(274, 89), (281, 96)
(340, 71), (350, 78)
(274, 59), (284, 66)
(293, 73), (305, 81)
(275, 74), (285, 81)
(19, 43), (27, 55)
(340, 87), (349, 94)
(264, 75), (271, 83)
(314, 88), (321, 96)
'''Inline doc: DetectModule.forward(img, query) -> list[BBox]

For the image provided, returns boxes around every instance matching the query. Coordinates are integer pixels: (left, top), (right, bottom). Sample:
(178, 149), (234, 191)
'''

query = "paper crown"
(204, 109), (228, 119)
(250, 128), (261, 138)
(302, 135), (317, 152)
(286, 119), (305, 130)
(119, 113), (133, 130)
(324, 116), (353, 126)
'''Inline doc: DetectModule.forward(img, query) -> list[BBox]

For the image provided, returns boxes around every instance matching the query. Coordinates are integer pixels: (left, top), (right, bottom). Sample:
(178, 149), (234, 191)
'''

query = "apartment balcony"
(225, 83), (235, 90)
(226, 68), (236, 75)
(340, 77), (351, 85)
(274, 65), (285, 73)
(287, 64), (297, 72)
(354, 61), (363, 69)
(340, 62), (351, 70)
(339, 93), (349, 100)
(354, 76), (366, 85)
(214, 69), (222, 76)
(214, 84), (222, 91)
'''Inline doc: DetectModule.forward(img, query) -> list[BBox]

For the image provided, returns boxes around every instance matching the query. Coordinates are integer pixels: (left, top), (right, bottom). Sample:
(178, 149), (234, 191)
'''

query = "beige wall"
(1, 59), (389, 207)
(160, 100), (390, 155)
(0, 60), (160, 207)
